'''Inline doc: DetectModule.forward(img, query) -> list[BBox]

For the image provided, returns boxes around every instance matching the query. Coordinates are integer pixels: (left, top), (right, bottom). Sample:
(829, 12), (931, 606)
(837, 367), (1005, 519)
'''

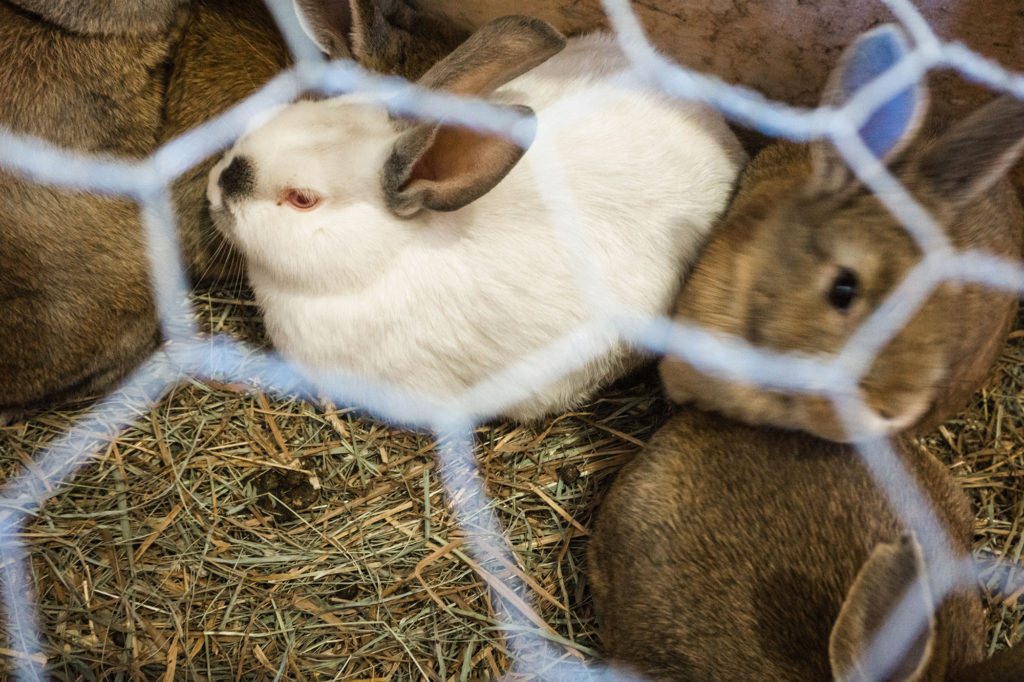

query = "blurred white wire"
(0, 0), (1021, 678)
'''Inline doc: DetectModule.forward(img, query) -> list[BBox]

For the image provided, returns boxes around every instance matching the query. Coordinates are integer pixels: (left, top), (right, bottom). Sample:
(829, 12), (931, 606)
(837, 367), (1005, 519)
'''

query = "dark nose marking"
(219, 155), (255, 200)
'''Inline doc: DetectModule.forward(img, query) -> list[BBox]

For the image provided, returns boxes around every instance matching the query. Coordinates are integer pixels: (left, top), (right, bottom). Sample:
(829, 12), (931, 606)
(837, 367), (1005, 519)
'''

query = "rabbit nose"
(218, 155), (255, 200)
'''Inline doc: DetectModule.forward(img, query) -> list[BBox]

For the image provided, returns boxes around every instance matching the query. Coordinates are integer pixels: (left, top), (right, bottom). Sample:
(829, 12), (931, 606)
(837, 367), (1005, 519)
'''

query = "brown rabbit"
(587, 408), (1024, 680)
(0, 0), (467, 420)
(658, 24), (1024, 442)
(0, 1), (189, 422)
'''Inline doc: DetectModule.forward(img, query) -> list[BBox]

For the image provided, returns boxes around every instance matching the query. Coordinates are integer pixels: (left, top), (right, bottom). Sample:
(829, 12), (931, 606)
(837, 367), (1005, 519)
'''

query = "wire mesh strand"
(1, 0), (1023, 678)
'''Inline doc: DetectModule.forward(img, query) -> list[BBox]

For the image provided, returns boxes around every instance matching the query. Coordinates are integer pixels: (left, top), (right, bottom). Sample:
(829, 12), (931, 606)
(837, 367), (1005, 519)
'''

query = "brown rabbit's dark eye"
(827, 267), (859, 312)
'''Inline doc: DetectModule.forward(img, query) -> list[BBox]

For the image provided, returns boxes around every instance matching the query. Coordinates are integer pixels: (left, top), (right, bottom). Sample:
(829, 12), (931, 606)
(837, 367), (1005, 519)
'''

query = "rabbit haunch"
(588, 409), (1024, 681)
(209, 23), (745, 420)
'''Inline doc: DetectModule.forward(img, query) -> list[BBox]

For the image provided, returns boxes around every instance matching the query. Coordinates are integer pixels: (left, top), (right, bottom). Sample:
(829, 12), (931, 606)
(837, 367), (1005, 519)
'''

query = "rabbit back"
(588, 409), (982, 680)
(0, 2), (186, 410)
(1, 2), (186, 154)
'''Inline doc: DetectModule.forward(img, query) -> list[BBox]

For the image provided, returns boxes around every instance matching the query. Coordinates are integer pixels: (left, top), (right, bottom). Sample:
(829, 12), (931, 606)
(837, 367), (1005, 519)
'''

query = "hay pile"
(0, 284), (1021, 680)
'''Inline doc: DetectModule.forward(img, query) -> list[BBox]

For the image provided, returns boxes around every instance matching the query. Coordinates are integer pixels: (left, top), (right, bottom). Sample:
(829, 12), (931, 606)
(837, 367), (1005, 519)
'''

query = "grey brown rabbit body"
(0, 0), (187, 413)
(0, 0), (467, 415)
(659, 25), (1024, 442)
(588, 409), (988, 681)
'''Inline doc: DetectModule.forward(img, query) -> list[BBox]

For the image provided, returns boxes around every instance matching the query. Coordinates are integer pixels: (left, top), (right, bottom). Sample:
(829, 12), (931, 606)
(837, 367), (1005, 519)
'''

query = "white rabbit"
(208, 12), (746, 421)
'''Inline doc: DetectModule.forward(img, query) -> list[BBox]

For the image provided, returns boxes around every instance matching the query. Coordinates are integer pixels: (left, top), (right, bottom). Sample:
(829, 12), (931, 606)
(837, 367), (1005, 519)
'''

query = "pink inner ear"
(404, 127), (497, 187)
(407, 151), (438, 185)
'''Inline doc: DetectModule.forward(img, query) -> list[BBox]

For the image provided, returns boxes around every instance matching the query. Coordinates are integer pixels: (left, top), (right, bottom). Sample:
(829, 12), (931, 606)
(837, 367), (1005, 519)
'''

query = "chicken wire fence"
(1, 0), (1023, 679)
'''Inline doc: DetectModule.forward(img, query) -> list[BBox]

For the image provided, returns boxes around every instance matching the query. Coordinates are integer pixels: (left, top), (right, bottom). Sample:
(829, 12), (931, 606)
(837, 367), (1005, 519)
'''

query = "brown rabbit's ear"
(293, 0), (472, 79)
(383, 104), (536, 216)
(916, 95), (1024, 208)
(293, 0), (357, 58)
(811, 24), (928, 193)
(829, 534), (941, 682)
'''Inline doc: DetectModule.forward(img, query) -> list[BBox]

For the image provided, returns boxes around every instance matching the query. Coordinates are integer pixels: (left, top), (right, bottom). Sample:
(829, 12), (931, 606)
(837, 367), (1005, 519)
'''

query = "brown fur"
(162, 0), (291, 281)
(295, 0), (469, 78)
(587, 409), (985, 680)
(949, 644), (1024, 682)
(0, 0), (185, 410)
(659, 88), (1024, 442)
(0, 0), (468, 413)
(12, 0), (189, 35)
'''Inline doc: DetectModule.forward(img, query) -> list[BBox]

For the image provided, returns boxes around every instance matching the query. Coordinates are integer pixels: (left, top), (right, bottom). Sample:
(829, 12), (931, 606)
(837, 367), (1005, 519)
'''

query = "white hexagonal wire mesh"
(1, 0), (1023, 678)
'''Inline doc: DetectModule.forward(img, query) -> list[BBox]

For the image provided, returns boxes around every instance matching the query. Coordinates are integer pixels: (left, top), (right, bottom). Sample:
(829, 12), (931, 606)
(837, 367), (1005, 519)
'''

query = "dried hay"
(0, 283), (1021, 680)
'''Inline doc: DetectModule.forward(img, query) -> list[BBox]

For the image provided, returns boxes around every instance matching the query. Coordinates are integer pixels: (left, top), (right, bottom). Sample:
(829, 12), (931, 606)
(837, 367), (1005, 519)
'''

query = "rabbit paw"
(0, 409), (24, 427)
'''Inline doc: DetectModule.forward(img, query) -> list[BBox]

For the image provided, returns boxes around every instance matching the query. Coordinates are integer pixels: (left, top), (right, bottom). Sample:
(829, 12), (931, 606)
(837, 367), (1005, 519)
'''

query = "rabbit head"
(168, 0), (471, 282)
(588, 410), (991, 680)
(207, 98), (406, 290)
(659, 25), (1024, 442)
(207, 15), (565, 291)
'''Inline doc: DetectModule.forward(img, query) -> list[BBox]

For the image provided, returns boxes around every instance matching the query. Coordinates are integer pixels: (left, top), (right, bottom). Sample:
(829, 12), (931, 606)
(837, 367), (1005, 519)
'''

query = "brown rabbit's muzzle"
(658, 342), (940, 443)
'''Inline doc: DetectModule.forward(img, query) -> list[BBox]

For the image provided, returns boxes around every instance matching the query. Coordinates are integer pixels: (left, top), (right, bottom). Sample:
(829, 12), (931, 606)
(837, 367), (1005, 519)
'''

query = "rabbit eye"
(827, 267), (859, 312)
(281, 188), (321, 211)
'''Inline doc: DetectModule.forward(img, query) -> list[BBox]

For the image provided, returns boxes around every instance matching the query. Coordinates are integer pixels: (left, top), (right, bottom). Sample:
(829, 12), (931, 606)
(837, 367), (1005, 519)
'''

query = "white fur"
(208, 33), (746, 420)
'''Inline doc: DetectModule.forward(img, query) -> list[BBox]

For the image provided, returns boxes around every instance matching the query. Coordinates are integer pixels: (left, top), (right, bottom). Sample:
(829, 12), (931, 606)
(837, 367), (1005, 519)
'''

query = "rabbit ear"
(383, 104), (536, 216)
(293, 0), (360, 58)
(379, 16), (563, 216)
(812, 24), (927, 191)
(829, 534), (940, 682)
(415, 15), (566, 96)
(293, 0), (467, 79)
(916, 95), (1024, 208)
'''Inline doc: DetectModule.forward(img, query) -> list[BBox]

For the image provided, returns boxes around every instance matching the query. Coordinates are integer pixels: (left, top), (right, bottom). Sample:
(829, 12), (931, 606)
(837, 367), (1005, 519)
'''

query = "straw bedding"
(0, 283), (1021, 680)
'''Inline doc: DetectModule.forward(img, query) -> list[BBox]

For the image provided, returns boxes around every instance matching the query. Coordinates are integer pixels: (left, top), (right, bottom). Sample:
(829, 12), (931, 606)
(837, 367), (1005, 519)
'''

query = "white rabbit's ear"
(383, 105), (536, 216)
(829, 534), (940, 682)
(379, 15), (563, 216)
(917, 95), (1024, 208)
(415, 15), (566, 96)
(812, 24), (927, 192)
